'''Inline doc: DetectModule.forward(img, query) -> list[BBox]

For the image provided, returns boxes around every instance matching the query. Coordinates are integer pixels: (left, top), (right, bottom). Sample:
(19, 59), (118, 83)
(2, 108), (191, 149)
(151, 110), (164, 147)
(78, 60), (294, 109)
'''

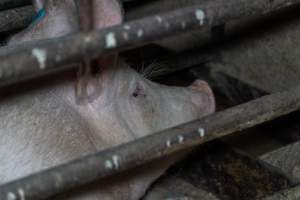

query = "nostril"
(132, 91), (139, 98)
(132, 84), (146, 98)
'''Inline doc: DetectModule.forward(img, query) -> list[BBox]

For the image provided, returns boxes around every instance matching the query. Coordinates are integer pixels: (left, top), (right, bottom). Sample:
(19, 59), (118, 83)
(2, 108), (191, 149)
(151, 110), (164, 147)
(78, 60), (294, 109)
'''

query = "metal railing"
(0, 0), (300, 199)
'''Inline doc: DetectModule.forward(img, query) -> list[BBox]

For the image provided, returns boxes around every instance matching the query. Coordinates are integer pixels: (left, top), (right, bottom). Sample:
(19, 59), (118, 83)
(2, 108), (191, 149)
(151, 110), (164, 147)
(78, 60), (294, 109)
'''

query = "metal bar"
(144, 141), (292, 200)
(0, 0), (31, 11)
(78, 0), (94, 31)
(75, 0), (102, 104)
(2, 82), (300, 199)
(0, 0), (299, 87)
(0, 6), (34, 33)
(262, 185), (300, 200)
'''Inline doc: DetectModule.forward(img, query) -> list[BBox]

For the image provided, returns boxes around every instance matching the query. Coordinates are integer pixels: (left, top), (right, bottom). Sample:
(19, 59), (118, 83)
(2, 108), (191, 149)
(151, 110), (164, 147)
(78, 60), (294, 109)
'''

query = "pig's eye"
(132, 83), (146, 98)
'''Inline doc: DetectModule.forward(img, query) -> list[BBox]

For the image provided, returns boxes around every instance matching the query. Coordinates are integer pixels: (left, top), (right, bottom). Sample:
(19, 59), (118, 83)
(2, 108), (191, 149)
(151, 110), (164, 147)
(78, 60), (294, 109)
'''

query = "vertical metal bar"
(75, 0), (99, 104)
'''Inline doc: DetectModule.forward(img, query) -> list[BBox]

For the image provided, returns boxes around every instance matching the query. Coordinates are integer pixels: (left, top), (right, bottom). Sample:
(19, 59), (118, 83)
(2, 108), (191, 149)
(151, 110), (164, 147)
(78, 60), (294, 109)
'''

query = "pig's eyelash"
(138, 62), (146, 75)
(140, 61), (167, 80)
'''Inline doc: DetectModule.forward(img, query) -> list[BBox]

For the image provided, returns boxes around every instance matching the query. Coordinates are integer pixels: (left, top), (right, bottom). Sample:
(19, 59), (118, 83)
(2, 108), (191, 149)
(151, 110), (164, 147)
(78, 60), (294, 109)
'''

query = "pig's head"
(10, 0), (215, 143)
(91, 1), (215, 138)
(72, 0), (215, 144)
(95, 62), (215, 139)
(6, 0), (215, 199)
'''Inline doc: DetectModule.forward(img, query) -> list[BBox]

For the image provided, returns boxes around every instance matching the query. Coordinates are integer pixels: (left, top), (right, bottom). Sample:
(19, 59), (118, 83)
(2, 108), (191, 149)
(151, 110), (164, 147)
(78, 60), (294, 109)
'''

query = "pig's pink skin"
(9, 0), (79, 45)
(2, 0), (215, 199)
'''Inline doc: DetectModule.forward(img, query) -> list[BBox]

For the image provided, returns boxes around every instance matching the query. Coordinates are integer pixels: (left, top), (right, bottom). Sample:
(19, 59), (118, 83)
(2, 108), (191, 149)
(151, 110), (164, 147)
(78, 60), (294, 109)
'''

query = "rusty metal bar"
(262, 185), (300, 200)
(0, 0), (299, 87)
(0, 0), (31, 11)
(75, 0), (103, 104)
(1, 82), (300, 200)
(0, 6), (34, 33)
(147, 141), (292, 200)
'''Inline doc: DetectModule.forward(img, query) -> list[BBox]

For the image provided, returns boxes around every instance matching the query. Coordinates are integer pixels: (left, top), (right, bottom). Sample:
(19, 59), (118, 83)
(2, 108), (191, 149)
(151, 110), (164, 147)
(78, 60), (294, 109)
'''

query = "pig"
(0, 0), (215, 199)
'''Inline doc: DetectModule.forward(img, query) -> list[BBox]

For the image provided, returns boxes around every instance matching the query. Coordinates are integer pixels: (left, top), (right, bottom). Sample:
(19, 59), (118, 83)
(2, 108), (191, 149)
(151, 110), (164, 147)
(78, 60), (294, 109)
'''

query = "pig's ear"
(93, 0), (123, 29)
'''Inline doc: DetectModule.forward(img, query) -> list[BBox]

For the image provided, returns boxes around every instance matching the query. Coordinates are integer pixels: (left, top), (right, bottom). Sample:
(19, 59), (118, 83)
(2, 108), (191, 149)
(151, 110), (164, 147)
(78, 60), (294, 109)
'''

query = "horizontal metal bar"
(262, 185), (300, 200)
(0, 0), (31, 11)
(143, 141), (293, 199)
(1, 82), (300, 199)
(0, 5), (34, 33)
(0, 0), (299, 88)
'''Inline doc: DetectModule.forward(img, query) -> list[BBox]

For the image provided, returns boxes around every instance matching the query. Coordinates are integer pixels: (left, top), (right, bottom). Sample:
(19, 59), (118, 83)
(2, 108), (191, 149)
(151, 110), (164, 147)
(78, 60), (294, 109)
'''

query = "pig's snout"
(189, 79), (216, 114)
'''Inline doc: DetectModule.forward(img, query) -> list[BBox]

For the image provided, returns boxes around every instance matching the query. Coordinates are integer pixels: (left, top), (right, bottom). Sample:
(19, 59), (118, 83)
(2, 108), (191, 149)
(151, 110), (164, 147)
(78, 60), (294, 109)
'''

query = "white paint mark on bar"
(18, 188), (25, 200)
(165, 22), (170, 29)
(178, 135), (184, 144)
(181, 21), (186, 29)
(84, 36), (92, 43)
(32, 48), (47, 70)
(105, 32), (117, 48)
(53, 173), (63, 188)
(55, 55), (61, 62)
(166, 140), (172, 148)
(123, 25), (131, 30)
(112, 155), (120, 169)
(137, 29), (144, 37)
(198, 128), (205, 138)
(195, 9), (205, 25)
(123, 32), (129, 40)
(7, 192), (17, 200)
(155, 16), (163, 23)
(105, 160), (113, 169)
